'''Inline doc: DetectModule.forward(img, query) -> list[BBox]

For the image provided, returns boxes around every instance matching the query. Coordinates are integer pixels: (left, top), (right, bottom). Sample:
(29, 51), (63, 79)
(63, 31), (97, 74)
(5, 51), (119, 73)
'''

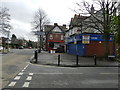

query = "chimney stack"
(54, 23), (58, 26)
(63, 24), (66, 29)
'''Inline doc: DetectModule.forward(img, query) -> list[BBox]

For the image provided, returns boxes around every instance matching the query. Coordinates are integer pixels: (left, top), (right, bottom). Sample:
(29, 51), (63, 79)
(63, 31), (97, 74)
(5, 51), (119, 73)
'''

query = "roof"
(69, 14), (89, 28)
(44, 23), (67, 34)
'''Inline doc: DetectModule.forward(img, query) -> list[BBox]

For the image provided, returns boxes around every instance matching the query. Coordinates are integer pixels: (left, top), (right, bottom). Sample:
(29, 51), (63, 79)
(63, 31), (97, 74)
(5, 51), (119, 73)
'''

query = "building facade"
(66, 33), (115, 56)
(65, 5), (117, 57)
(45, 23), (67, 52)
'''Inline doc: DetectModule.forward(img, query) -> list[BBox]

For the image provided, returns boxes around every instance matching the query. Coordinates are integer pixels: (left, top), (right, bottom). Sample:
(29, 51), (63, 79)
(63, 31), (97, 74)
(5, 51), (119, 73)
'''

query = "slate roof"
(44, 23), (67, 34)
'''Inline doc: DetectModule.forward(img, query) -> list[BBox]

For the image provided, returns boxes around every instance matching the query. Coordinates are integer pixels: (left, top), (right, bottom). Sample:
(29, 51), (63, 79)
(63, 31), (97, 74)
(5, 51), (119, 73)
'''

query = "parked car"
(19, 46), (24, 49)
(29, 47), (32, 49)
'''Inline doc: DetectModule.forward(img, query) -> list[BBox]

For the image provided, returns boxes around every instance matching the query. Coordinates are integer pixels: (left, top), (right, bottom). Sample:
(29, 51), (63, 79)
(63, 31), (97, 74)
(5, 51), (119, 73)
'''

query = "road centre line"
(14, 76), (21, 80)
(22, 82), (30, 87)
(8, 82), (16, 87)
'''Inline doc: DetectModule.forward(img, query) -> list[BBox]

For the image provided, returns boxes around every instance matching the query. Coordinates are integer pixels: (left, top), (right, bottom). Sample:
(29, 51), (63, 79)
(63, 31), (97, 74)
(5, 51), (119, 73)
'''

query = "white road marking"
(29, 73), (34, 75)
(26, 76), (32, 80)
(8, 82), (16, 87)
(22, 82), (30, 87)
(14, 76), (21, 80)
(21, 70), (24, 72)
(100, 73), (119, 75)
(18, 72), (23, 75)
(33, 73), (83, 74)
(25, 64), (29, 68)
(24, 67), (26, 70)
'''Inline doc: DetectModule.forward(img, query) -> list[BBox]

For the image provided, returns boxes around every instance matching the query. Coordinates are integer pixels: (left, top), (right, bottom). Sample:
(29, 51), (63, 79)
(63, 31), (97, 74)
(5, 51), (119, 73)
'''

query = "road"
(1, 51), (119, 89)
(3, 64), (119, 89)
(1, 49), (35, 88)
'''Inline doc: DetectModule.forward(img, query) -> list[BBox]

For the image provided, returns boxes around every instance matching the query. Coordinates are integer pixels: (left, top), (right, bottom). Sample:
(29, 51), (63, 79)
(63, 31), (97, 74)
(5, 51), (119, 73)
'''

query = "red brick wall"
(86, 41), (114, 56)
(46, 33), (64, 50)
(48, 33), (64, 41)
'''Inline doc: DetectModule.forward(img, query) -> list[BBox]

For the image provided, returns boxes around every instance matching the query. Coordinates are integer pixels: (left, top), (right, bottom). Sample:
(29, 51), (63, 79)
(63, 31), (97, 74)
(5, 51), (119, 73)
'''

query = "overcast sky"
(1, 0), (93, 41)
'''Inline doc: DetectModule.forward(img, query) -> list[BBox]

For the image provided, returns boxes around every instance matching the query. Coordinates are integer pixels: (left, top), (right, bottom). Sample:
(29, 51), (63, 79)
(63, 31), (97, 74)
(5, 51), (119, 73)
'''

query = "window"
(50, 34), (53, 40)
(61, 35), (64, 40)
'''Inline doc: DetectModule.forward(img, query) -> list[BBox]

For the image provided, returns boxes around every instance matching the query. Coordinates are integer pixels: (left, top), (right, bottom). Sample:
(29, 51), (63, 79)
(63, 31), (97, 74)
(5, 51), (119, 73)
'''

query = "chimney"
(54, 23), (58, 26)
(63, 24), (66, 29)
(91, 4), (94, 14)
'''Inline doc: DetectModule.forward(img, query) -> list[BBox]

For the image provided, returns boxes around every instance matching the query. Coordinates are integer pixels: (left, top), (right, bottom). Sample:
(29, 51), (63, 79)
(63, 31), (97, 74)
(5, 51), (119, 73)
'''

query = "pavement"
(35, 51), (119, 67)
(2, 51), (119, 90)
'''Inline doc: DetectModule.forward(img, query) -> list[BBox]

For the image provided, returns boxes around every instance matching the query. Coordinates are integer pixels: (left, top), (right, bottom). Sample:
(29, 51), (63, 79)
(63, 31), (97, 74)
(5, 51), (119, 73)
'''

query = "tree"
(0, 7), (12, 35)
(31, 8), (50, 52)
(115, 16), (120, 57)
(27, 40), (32, 48)
(0, 7), (12, 52)
(75, 0), (119, 57)
(112, 4), (120, 57)
(11, 34), (17, 48)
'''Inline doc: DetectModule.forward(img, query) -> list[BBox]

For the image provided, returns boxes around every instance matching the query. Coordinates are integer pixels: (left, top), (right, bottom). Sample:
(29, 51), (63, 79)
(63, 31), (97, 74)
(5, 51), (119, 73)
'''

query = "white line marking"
(100, 73), (119, 75)
(14, 76), (21, 80)
(21, 70), (24, 72)
(24, 67), (26, 70)
(8, 82), (16, 87)
(22, 82), (30, 87)
(33, 73), (83, 75)
(29, 73), (34, 75)
(26, 76), (32, 80)
(25, 64), (29, 68)
(18, 72), (23, 75)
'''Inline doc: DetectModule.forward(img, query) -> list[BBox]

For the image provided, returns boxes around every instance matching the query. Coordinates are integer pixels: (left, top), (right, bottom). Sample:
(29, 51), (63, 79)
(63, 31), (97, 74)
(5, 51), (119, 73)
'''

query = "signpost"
(33, 31), (45, 52)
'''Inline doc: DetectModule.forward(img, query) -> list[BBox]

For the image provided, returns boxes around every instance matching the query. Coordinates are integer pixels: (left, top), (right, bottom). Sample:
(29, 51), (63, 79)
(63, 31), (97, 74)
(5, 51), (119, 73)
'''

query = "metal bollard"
(94, 54), (97, 65)
(34, 50), (38, 63)
(76, 55), (79, 66)
(38, 49), (41, 53)
(58, 54), (60, 66)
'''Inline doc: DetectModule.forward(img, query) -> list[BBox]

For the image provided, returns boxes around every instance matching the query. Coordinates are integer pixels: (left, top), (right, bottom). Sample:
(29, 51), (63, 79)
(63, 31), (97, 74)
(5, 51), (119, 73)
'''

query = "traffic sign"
(34, 31), (45, 35)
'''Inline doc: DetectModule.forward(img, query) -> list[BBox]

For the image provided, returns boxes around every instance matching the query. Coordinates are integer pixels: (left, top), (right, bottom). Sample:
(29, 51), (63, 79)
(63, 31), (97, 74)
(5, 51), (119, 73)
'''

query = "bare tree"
(0, 7), (12, 34)
(75, 0), (119, 57)
(31, 8), (50, 52)
(0, 7), (12, 52)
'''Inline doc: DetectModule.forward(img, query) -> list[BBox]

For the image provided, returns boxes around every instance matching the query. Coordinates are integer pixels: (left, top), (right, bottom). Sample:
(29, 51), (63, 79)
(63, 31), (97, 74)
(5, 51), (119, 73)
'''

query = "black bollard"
(94, 54), (97, 65)
(34, 50), (38, 63)
(58, 54), (60, 66)
(76, 55), (79, 66)
(38, 49), (41, 53)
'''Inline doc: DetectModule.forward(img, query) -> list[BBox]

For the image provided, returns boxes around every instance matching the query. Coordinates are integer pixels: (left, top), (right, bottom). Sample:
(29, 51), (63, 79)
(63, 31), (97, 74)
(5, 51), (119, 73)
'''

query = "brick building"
(44, 23), (67, 52)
